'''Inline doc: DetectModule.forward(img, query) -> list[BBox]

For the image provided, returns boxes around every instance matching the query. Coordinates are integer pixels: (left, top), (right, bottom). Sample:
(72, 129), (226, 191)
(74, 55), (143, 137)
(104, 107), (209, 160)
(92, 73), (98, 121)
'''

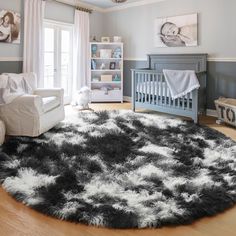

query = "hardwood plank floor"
(1, 103), (236, 236)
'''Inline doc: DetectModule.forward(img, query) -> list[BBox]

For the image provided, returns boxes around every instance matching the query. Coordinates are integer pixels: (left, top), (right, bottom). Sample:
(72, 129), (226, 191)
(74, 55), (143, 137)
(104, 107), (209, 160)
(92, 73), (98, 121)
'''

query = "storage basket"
(215, 97), (236, 127)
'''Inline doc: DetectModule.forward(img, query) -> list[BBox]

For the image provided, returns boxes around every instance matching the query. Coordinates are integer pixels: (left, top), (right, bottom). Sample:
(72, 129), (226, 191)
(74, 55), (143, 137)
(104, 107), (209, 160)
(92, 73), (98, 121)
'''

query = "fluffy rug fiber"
(0, 110), (236, 229)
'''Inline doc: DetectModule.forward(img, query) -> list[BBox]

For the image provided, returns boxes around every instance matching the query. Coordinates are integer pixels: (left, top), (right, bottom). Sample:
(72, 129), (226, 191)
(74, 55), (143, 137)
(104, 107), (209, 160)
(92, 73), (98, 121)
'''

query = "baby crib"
(131, 54), (207, 123)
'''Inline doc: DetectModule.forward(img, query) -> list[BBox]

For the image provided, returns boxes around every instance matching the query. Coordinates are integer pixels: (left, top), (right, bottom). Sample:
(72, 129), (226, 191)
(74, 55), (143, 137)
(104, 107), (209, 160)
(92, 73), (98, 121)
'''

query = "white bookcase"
(89, 42), (123, 103)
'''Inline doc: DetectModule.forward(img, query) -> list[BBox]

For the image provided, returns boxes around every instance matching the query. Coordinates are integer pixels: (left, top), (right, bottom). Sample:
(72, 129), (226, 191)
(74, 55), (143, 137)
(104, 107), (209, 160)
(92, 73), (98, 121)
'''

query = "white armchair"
(0, 73), (65, 137)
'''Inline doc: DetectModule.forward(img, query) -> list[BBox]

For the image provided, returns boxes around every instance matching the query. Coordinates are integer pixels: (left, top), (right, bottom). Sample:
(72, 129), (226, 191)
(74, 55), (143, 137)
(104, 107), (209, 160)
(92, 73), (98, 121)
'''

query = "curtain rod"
(45, 0), (93, 14)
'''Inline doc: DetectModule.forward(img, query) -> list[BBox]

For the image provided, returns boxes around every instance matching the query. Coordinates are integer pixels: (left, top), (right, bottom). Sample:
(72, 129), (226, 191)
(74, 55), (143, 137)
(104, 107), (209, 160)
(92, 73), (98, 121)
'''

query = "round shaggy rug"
(0, 110), (236, 229)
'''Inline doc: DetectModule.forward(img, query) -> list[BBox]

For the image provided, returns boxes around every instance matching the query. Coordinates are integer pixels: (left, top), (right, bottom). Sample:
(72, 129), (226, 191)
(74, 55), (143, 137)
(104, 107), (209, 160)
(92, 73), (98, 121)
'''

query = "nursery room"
(0, 0), (236, 235)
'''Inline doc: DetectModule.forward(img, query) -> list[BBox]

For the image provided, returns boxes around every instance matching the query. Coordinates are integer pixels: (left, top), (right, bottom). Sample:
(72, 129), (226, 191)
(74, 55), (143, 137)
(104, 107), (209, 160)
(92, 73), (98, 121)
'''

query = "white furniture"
(0, 73), (65, 137)
(90, 42), (123, 103)
(0, 120), (5, 145)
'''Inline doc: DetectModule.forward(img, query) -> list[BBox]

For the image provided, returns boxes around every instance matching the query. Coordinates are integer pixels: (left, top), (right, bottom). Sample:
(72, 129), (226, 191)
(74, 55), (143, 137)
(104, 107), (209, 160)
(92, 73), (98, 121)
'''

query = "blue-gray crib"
(131, 54), (207, 123)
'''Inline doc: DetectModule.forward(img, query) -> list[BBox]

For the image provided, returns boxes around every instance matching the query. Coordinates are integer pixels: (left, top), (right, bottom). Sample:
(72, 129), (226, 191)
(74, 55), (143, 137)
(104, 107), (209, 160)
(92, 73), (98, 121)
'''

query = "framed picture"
(0, 9), (21, 44)
(101, 37), (110, 43)
(154, 13), (198, 47)
(110, 62), (116, 70)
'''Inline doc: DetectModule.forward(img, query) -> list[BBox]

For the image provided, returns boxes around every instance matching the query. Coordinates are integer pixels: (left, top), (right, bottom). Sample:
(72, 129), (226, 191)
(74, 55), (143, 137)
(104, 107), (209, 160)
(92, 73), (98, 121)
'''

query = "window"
(43, 20), (73, 104)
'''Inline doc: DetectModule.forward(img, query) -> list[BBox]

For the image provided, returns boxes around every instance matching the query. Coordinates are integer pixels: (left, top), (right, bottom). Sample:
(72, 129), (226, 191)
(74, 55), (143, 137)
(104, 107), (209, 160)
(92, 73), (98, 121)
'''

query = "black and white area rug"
(0, 110), (236, 229)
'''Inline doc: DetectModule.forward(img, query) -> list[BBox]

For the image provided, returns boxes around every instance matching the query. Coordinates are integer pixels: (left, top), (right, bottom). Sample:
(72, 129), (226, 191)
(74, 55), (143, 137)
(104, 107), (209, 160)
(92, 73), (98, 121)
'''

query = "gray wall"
(104, 0), (236, 59)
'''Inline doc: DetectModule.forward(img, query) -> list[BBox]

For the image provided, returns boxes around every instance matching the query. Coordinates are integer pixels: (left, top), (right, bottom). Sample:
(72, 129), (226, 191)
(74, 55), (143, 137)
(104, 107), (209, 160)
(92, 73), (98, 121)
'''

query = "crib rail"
(131, 69), (199, 123)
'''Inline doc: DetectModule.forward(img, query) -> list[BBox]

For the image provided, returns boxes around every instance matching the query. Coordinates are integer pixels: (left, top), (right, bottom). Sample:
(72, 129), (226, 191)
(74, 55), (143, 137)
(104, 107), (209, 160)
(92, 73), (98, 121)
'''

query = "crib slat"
(178, 97), (180, 108)
(182, 96), (185, 109)
(156, 74), (159, 105)
(164, 80), (167, 106)
(137, 73), (139, 102)
(141, 73), (144, 103)
(187, 93), (190, 110)
(152, 74), (155, 105)
(168, 88), (171, 106)
(160, 74), (163, 105)
(149, 74), (151, 104)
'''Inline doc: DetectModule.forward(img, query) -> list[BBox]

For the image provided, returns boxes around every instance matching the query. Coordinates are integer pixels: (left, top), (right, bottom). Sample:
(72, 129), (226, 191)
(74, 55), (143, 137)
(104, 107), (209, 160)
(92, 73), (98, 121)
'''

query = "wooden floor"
(1, 103), (236, 236)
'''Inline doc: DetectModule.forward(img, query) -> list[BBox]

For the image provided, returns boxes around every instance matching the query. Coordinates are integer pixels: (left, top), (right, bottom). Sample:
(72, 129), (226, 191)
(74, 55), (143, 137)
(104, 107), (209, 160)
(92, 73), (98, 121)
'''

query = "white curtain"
(72, 10), (90, 102)
(23, 0), (45, 88)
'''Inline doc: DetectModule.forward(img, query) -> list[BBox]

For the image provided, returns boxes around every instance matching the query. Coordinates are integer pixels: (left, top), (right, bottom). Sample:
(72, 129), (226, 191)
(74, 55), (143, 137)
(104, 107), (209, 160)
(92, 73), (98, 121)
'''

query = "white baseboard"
(206, 109), (218, 117)
(123, 96), (131, 102)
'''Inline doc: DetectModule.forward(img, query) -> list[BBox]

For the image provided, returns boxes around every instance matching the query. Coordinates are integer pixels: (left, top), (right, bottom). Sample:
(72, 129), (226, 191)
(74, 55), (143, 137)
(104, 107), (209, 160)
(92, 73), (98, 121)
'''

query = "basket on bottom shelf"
(215, 97), (236, 127)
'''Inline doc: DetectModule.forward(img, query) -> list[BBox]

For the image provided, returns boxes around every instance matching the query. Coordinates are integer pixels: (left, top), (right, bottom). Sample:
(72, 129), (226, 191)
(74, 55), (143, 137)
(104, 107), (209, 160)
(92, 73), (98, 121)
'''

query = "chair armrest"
(4, 95), (43, 116)
(34, 88), (64, 104)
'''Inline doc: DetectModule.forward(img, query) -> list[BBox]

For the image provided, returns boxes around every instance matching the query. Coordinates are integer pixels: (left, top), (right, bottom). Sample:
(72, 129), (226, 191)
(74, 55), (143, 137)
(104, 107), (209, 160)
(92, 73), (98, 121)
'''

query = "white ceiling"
(78, 0), (143, 9)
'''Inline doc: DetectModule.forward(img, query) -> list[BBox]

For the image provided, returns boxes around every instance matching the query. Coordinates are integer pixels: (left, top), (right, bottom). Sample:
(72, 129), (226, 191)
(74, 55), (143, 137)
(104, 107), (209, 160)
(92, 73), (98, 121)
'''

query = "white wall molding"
(104, 0), (165, 13)
(124, 57), (147, 61)
(0, 57), (23, 62)
(208, 58), (236, 62)
(124, 57), (236, 62)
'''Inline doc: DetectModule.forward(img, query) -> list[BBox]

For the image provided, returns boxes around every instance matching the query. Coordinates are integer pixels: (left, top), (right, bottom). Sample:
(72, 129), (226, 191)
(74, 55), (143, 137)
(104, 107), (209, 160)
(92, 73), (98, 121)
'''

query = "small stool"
(0, 120), (6, 145)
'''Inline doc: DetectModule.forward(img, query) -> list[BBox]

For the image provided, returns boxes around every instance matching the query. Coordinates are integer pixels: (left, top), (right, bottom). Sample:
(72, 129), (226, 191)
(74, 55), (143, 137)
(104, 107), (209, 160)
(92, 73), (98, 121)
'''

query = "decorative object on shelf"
(113, 74), (121, 82)
(109, 62), (116, 70)
(100, 63), (106, 70)
(113, 87), (121, 90)
(113, 47), (122, 58)
(91, 44), (98, 57)
(0, 120), (5, 145)
(101, 75), (113, 82)
(92, 77), (100, 82)
(74, 86), (93, 111)
(100, 85), (113, 95)
(91, 59), (96, 70)
(113, 36), (122, 43)
(154, 13), (198, 48)
(0, 9), (21, 44)
(101, 37), (110, 43)
(100, 49), (112, 59)
(92, 36), (98, 42)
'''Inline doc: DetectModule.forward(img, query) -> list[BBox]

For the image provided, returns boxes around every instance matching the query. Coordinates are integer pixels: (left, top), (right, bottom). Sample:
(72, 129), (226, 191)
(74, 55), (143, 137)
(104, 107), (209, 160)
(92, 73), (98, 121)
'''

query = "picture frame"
(0, 9), (21, 44)
(101, 37), (110, 43)
(110, 62), (116, 70)
(154, 13), (198, 48)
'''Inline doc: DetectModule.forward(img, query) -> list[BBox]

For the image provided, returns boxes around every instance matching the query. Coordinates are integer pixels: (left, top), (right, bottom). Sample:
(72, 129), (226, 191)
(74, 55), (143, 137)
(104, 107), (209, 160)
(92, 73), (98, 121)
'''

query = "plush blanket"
(163, 70), (200, 99)
(0, 74), (33, 105)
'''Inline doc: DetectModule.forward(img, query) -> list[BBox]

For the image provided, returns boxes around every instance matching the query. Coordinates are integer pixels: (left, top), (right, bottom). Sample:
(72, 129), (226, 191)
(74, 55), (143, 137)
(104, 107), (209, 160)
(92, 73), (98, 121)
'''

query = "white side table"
(0, 120), (6, 145)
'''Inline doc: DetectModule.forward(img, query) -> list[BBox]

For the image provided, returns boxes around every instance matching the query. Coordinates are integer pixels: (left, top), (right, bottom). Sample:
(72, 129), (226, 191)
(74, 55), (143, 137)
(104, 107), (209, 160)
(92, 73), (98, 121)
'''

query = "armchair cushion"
(34, 88), (64, 105)
(42, 96), (60, 113)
